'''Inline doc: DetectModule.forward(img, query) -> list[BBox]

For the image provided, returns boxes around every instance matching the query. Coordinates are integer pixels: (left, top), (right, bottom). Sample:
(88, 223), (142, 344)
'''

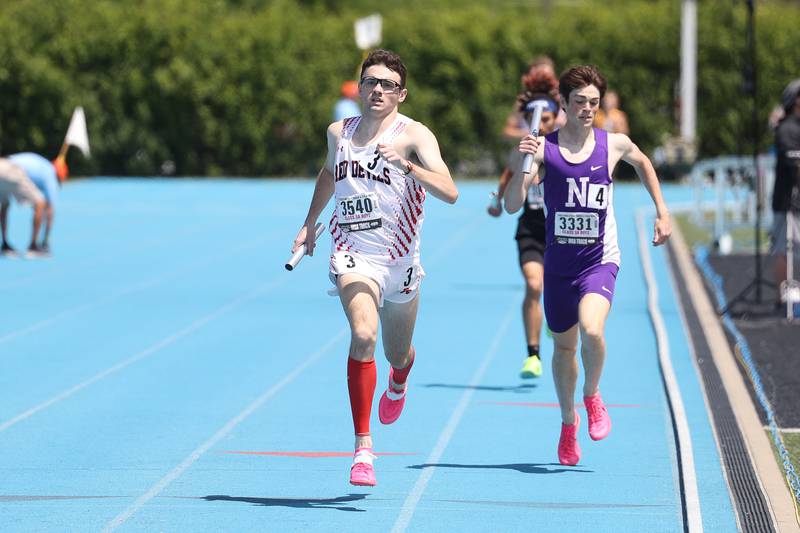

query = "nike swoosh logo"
(591, 165), (603, 171)
(601, 286), (612, 294)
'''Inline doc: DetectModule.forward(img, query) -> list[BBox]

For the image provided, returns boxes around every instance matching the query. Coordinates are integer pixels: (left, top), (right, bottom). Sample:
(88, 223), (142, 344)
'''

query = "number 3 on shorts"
(392, 263), (424, 298)
(333, 252), (357, 272)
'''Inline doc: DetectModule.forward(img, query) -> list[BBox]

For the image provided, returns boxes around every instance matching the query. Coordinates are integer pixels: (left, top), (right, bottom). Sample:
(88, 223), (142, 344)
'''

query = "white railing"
(690, 153), (775, 247)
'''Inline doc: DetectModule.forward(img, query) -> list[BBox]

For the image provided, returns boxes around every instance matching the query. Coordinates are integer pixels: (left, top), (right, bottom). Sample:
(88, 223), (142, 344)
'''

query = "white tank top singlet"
(330, 114), (426, 264)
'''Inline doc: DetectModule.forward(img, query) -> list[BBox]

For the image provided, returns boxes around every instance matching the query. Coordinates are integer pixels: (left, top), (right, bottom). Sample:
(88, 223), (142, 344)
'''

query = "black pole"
(719, 0), (775, 315)
(747, 0), (763, 303)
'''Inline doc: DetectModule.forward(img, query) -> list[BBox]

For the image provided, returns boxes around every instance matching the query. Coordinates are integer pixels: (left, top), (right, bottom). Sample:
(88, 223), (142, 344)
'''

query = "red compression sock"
(390, 347), (415, 390)
(347, 357), (376, 436)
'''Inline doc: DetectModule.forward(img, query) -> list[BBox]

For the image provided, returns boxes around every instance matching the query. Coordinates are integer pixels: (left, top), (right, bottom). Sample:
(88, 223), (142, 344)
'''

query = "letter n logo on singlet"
(565, 177), (608, 210)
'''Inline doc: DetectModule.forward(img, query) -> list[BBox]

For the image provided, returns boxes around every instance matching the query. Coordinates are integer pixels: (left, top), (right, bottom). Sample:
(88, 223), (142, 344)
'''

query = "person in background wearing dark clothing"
(771, 79), (800, 304)
(489, 71), (561, 379)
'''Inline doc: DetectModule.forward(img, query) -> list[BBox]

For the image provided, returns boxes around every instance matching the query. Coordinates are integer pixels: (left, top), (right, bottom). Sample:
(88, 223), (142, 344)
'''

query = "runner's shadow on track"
(407, 463), (591, 474)
(201, 493), (368, 512)
(422, 383), (537, 393)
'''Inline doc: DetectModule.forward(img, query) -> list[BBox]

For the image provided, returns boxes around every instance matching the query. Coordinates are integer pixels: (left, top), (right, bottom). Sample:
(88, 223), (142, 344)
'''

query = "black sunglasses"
(359, 76), (403, 92)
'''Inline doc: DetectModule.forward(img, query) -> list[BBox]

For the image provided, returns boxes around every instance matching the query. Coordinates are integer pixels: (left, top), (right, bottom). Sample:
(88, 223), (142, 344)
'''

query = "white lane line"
(666, 223), (743, 527)
(0, 276), (289, 433)
(425, 217), (483, 267)
(101, 329), (346, 532)
(0, 235), (275, 347)
(0, 223), (216, 291)
(765, 427), (800, 434)
(390, 301), (516, 533)
(636, 210), (703, 532)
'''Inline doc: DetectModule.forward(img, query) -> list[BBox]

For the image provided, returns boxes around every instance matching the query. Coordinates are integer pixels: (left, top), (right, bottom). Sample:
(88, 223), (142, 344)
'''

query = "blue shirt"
(333, 98), (361, 122)
(8, 152), (59, 206)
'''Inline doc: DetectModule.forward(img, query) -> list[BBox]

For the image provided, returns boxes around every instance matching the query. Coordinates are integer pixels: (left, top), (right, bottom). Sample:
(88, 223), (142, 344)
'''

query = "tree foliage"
(0, 0), (797, 176)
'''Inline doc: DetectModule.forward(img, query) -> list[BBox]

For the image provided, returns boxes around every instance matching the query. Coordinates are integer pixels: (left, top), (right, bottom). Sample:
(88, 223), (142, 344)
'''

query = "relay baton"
(285, 222), (325, 271)
(521, 99), (550, 175)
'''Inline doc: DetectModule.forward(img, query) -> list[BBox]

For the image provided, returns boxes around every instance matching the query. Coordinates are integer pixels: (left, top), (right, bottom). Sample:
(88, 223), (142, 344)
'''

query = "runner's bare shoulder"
(328, 119), (347, 139)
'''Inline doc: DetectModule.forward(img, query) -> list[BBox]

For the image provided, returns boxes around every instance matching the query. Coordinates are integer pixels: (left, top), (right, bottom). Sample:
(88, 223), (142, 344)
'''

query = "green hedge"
(0, 0), (798, 177)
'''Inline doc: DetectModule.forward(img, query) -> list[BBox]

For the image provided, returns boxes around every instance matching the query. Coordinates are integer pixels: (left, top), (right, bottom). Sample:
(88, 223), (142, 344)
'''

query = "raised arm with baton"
(488, 98), (552, 215)
(521, 99), (551, 176)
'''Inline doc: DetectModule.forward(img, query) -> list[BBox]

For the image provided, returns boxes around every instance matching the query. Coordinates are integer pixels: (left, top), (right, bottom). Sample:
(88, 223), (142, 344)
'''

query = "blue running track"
(0, 178), (737, 532)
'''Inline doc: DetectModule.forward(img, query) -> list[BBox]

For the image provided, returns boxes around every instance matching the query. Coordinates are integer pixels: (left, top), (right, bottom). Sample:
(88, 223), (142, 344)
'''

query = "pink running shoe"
(584, 392), (611, 441)
(349, 447), (376, 486)
(378, 367), (406, 425)
(558, 411), (581, 466)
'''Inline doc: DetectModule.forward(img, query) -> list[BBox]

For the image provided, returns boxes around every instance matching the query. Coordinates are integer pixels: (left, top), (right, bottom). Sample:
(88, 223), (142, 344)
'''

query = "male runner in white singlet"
(505, 65), (671, 466)
(292, 49), (458, 487)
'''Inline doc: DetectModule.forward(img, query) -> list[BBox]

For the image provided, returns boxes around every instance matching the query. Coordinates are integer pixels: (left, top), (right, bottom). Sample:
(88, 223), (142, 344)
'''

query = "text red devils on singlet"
(331, 114), (426, 264)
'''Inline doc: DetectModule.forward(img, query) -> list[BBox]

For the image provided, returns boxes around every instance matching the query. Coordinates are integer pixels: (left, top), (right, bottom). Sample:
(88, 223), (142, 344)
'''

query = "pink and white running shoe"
(349, 447), (376, 486)
(378, 368), (406, 425)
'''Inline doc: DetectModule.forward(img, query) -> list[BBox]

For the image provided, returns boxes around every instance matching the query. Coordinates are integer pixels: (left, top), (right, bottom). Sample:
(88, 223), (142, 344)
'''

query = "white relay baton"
(521, 99), (550, 176)
(285, 222), (325, 271)
(487, 191), (501, 211)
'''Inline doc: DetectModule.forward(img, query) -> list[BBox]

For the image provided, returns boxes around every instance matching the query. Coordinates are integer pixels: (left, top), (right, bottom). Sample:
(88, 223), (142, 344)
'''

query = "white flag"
(354, 14), (382, 50)
(64, 107), (90, 157)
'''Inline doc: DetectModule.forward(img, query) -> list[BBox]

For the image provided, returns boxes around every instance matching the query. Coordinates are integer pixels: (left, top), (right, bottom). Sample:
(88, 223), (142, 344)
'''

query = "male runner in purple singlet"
(504, 65), (671, 466)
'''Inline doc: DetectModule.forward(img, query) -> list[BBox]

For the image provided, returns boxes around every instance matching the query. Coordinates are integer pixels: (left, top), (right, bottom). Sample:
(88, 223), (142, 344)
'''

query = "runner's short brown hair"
(360, 49), (407, 89)
(559, 65), (607, 102)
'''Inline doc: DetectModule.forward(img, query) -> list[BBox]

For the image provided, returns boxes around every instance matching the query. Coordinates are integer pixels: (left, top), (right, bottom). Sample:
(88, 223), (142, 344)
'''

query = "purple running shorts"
(543, 262), (619, 333)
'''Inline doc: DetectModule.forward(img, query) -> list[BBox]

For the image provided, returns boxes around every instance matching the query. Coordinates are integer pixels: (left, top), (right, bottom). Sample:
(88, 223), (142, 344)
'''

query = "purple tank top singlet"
(542, 128), (620, 277)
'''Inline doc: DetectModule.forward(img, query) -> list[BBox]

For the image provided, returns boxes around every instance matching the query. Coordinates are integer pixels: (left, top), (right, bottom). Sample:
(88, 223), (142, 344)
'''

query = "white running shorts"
(328, 251), (425, 307)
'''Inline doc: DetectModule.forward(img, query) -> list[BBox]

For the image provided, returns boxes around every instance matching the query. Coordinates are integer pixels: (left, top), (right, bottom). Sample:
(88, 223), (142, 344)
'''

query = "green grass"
(674, 212), (713, 248)
(769, 431), (800, 501)
(674, 212), (770, 252)
(782, 432), (800, 470)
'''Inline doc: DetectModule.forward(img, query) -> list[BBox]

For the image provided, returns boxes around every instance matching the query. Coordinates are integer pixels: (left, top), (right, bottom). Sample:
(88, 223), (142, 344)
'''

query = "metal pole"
(680, 0), (697, 145)
(746, 0), (763, 302)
